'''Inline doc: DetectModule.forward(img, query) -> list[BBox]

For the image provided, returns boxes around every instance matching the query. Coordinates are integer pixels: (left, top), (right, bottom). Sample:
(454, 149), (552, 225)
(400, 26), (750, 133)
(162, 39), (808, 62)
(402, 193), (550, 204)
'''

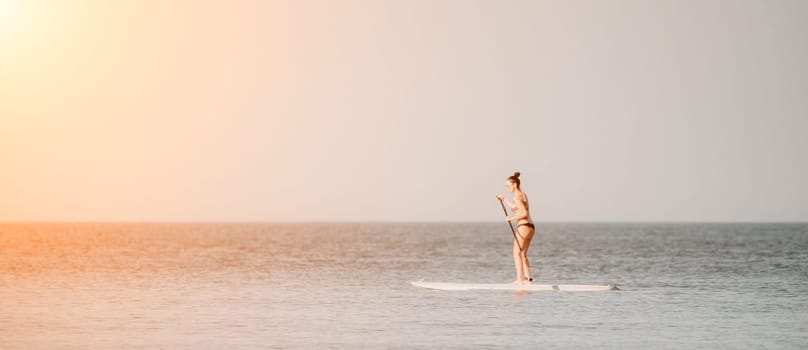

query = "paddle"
(497, 198), (523, 252)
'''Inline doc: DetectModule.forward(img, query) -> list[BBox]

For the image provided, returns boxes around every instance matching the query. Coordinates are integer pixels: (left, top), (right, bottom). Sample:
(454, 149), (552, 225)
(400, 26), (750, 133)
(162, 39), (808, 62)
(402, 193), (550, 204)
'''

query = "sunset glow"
(0, 0), (21, 27)
(1, 0), (806, 222)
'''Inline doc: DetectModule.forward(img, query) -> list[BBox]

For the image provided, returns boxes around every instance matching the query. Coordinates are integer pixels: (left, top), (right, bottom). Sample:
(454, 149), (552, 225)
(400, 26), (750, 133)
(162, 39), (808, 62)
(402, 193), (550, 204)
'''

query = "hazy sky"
(1, 0), (806, 222)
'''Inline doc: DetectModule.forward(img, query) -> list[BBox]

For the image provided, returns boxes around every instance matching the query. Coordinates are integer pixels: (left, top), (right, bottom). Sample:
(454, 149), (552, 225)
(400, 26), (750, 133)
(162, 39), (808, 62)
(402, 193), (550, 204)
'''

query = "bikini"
(511, 194), (535, 230)
(518, 222), (535, 229)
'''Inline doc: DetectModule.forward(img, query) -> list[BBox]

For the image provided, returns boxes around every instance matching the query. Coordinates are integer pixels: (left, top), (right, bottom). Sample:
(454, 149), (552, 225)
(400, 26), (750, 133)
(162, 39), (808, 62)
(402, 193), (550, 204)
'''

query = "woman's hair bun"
(513, 171), (521, 178)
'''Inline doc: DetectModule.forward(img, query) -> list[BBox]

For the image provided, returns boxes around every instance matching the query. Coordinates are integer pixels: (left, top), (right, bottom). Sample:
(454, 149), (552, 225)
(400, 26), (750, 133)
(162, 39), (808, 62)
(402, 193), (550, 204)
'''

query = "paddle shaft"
(498, 199), (523, 252)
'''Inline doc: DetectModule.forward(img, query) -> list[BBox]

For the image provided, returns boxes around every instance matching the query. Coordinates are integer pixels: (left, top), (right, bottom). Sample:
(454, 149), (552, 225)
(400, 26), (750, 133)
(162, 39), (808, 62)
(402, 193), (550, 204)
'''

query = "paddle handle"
(498, 198), (523, 252)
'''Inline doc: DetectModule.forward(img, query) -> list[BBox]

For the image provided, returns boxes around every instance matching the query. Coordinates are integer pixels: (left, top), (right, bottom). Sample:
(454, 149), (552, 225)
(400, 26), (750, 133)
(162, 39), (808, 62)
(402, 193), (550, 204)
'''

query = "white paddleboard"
(411, 281), (619, 291)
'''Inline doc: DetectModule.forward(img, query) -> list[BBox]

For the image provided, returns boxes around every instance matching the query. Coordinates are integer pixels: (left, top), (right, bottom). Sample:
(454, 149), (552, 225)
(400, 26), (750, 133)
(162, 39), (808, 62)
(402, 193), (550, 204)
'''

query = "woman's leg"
(513, 230), (530, 283)
(518, 226), (535, 280)
(512, 238), (524, 283)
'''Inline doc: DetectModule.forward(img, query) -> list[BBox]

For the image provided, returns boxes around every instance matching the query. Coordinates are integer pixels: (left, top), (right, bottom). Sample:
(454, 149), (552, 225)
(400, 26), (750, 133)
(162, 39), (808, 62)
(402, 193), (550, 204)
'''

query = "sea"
(1, 222), (806, 349)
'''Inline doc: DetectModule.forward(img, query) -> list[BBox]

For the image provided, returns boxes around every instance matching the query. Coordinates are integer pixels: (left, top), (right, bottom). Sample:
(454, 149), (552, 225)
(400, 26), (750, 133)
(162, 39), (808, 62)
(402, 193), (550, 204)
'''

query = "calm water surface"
(1, 223), (806, 349)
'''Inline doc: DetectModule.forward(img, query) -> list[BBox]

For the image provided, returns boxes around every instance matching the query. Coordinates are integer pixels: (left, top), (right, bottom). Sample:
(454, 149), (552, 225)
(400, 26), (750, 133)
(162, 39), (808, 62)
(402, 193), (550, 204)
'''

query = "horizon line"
(1, 220), (806, 224)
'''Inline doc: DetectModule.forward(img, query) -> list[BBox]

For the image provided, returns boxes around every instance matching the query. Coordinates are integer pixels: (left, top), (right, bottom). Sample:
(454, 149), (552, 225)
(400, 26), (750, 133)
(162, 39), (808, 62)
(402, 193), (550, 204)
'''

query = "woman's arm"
(496, 195), (516, 208)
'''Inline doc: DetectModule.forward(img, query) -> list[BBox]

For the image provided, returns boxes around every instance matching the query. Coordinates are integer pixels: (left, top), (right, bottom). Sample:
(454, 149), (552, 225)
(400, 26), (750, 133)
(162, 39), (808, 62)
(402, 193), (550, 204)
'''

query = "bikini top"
(511, 193), (529, 212)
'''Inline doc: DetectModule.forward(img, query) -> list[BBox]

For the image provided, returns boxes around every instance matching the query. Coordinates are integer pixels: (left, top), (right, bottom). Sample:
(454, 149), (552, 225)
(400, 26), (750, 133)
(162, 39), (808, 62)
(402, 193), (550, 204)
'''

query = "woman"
(496, 172), (535, 284)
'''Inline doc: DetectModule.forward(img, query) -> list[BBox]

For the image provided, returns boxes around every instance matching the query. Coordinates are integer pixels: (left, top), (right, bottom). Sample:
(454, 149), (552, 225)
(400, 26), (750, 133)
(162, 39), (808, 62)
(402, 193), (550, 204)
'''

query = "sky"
(1, 0), (806, 222)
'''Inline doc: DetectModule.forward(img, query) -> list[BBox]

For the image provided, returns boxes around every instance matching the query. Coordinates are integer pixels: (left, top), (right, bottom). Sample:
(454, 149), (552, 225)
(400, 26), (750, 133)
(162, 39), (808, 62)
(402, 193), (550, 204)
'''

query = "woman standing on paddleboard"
(496, 172), (535, 284)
